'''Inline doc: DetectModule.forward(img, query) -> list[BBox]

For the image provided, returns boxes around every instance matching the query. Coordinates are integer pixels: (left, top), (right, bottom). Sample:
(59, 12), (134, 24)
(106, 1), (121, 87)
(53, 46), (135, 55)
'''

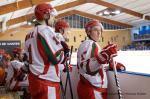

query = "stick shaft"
(112, 59), (123, 99)
(64, 46), (74, 99)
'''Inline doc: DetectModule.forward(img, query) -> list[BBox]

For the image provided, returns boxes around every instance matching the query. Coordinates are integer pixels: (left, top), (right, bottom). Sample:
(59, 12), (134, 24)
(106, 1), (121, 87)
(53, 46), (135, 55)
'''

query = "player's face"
(48, 15), (56, 26)
(62, 28), (70, 41)
(89, 26), (102, 42)
(17, 53), (23, 61)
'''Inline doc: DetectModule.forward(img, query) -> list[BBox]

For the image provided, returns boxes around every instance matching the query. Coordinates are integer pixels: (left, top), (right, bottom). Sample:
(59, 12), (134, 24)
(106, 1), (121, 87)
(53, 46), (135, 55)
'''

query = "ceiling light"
(96, 8), (121, 17)
(32, 18), (36, 22)
(104, 11), (110, 15)
(27, 21), (32, 25)
(111, 11), (116, 14)
(115, 10), (121, 14)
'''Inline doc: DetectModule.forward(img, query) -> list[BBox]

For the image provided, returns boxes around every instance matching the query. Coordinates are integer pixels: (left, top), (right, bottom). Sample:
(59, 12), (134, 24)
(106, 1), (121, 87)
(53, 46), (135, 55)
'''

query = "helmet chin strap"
(45, 19), (49, 26)
(43, 13), (51, 26)
(87, 31), (97, 42)
(101, 29), (104, 42)
(60, 29), (68, 41)
(61, 29), (65, 35)
(88, 35), (96, 42)
(101, 35), (104, 42)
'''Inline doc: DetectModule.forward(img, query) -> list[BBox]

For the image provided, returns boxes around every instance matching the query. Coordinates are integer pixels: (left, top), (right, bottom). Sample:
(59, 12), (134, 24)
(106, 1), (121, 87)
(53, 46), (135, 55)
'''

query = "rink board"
(61, 67), (150, 99)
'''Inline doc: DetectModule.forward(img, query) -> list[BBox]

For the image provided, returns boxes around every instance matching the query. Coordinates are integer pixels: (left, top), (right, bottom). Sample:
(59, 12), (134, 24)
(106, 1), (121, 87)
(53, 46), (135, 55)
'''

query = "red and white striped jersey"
(77, 39), (108, 88)
(5, 60), (28, 90)
(25, 25), (65, 82)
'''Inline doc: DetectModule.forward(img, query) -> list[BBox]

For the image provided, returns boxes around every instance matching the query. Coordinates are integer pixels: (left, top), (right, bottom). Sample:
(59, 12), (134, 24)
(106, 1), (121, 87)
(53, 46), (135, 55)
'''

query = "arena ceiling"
(0, 0), (150, 32)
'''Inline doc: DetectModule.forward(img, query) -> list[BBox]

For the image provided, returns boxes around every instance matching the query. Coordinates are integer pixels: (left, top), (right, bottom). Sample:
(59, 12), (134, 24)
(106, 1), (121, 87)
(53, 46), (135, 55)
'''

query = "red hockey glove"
(116, 62), (126, 71)
(102, 44), (117, 61)
(109, 61), (126, 71)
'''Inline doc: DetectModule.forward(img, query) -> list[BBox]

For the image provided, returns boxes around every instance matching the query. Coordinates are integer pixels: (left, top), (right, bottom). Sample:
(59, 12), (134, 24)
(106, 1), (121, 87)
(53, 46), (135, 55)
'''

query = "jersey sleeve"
(82, 42), (108, 75)
(92, 42), (108, 64)
(84, 42), (101, 74)
(24, 32), (31, 60)
(37, 27), (64, 65)
(11, 61), (24, 70)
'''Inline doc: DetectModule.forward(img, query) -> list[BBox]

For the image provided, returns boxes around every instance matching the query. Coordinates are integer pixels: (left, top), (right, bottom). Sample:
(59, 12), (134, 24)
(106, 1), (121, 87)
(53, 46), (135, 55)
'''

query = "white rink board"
(61, 68), (150, 99)
(63, 51), (150, 99)
(71, 51), (150, 74)
(114, 51), (150, 74)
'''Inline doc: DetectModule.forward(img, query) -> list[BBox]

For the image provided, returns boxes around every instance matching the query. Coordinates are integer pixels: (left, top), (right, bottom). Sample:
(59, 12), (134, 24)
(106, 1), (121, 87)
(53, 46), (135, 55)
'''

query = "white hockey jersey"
(77, 39), (108, 88)
(55, 32), (65, 42)
(25, 25), (65, 82)
(5, 60), (28, 90)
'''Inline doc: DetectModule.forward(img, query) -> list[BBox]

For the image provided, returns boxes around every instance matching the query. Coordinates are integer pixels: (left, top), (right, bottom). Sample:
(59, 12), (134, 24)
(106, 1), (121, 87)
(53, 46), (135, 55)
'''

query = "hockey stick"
(108, 41), (123, 99)
(60, 75), (66, 99)
(64, 46), (74, 99)
(111, 58), (123, 99)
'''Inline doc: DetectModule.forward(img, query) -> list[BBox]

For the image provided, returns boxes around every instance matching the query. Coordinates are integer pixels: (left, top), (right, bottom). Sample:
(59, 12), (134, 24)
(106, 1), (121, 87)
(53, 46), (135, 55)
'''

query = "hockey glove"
(102, 44), (117, 62)
(109, 61), (126, 71)
(61, 41), (70, 56)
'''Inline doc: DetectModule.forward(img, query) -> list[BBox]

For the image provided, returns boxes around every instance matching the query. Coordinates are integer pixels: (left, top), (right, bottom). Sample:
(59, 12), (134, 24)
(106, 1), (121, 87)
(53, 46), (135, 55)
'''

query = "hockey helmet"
(12, 47), (22, 54)
(85, 20), (104, 34)
(55, 19), (70, 33)
(34, 3), (57, 21)
(3, 53), (11, 61)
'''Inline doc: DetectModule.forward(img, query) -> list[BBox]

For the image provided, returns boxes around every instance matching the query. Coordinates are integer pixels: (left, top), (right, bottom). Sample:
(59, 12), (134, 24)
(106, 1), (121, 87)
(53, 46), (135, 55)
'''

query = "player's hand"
(102, 43), (117, 60)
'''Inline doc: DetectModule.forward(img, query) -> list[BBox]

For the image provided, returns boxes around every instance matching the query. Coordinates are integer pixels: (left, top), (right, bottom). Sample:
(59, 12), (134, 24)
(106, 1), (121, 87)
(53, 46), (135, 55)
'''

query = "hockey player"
(24, 3), (66, 99)
(4, 47), (28, 91)
(77, 20), (125, 99)
(54, 19), (71, 66)
(0, 53), (11, 85)
(55, 19), (73, 98)
(55, 19), (70, 42)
